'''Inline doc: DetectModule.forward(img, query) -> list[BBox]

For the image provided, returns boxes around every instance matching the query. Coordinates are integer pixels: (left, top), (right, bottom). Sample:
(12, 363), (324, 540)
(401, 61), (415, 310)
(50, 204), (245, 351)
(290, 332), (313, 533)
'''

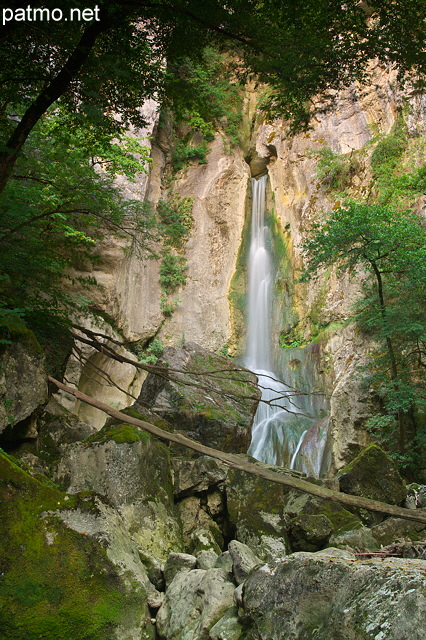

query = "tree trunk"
(0, 19), (109, 195)
(370, 260), (407, 452)
(49, 376), (426, 525)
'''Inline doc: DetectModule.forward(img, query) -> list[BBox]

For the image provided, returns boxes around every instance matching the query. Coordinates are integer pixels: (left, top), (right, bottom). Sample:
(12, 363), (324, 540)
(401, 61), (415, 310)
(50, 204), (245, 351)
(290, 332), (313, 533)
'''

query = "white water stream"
(246, 175), (328, 474)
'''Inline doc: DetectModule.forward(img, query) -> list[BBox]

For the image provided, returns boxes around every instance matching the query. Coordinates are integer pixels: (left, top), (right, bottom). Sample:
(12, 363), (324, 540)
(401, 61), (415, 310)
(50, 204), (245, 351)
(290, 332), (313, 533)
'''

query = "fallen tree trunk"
(49, 376), (426, 525)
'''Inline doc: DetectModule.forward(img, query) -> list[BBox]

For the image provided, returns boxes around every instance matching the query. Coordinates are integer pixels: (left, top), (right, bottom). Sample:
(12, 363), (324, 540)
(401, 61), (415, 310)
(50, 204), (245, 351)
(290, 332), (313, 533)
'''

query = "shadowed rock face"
(242, 552), (426, 640)
(137, 342), (261, 453)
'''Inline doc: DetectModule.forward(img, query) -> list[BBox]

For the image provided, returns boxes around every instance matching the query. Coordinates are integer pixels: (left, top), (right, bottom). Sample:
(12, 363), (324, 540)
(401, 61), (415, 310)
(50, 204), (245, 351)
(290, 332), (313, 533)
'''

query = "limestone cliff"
(57, 64), (426, 473)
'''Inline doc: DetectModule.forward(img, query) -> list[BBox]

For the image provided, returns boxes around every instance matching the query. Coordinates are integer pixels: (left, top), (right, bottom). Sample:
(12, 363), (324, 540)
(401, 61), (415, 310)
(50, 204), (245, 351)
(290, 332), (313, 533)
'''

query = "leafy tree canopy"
(1, 0), (426, 191)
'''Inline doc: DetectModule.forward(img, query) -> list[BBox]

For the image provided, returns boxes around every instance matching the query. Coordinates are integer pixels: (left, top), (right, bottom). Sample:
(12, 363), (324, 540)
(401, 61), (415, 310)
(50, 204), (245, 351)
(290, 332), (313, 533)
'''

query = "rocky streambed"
(1, 344), (426, 639)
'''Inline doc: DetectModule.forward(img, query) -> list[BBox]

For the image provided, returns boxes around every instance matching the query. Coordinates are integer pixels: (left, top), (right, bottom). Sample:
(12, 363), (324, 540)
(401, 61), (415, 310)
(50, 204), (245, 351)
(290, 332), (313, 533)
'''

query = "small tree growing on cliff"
(301, 202), (426, 469)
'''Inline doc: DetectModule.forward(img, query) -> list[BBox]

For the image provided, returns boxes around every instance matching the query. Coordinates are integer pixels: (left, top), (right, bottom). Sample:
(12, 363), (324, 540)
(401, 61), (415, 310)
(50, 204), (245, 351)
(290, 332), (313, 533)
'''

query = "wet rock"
(242, 552), (426, 640)
(337, 444), (407, 506)
(137, 343), (260, 453)
(228, 540), (262, 585)
(156, 568), (235, 640)
(163, 552), (197, 586)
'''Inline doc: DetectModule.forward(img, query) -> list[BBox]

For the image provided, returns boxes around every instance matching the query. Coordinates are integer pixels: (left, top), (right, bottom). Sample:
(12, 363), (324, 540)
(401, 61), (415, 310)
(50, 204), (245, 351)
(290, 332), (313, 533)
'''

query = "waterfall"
(245, 175), (329, 475)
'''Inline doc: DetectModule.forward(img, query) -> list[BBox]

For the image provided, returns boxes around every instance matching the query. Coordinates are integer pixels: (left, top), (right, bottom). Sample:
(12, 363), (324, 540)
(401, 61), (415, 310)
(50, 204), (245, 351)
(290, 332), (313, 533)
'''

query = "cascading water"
(245, 175), (329, 475)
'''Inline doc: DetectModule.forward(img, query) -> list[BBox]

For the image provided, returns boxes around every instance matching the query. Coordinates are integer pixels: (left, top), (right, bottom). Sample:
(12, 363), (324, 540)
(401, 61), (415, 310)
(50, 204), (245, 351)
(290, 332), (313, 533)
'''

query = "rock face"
(156, 568), (235, 640)
(55, 422), (183, 561)
(0, 336), (47, 436)
(337, 444), (407, 506)
(242, 552), (426, 640)
(0, 451), (155, 640)
(137, 342), (260, 453)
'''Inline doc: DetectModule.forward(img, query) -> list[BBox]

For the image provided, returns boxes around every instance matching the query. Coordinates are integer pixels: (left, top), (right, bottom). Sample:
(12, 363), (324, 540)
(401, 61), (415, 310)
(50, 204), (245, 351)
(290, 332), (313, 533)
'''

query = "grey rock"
(405, 484), (426, 509)
(329, 526), (377, 551)
(163, 552), (197, 586)
(228, 540), (262, 585)
(156, 568), (235, 640)
(233, 583), (244, 608)
(0, 338), (47, 436)
(54, 432), (183, 561)
(209, 607), (244, 640)
(177, 495), (224, 554)
(371, 516), (426, 547)
(172, 456), (228, 498)
(225, 462), (290, 560)
(337, 444), (407, 507)
(215, 551), (234, 576)
(315, 547), (356, 560)
(190, 528), (223, 555)
(197, 549), (219, 570)
(242, 553), (426, 640)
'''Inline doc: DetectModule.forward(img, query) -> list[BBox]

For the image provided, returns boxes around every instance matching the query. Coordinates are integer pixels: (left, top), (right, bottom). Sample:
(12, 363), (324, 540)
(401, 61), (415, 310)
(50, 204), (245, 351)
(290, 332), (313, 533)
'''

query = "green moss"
(0, 452), (147, 640)
(85, 423), (152, 445)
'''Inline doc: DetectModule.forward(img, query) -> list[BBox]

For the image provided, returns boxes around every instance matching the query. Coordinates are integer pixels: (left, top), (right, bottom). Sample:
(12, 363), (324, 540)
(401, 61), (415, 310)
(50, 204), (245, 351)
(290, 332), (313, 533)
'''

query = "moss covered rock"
(137, 342), (261, 453)
(226, 459), (290, 560)
(0, 452), (154, 640)
(283, 490), (363, 552)
(337, 444), (407, 506)
(54, 425), (184, 561)
(242, 552), (426, 640)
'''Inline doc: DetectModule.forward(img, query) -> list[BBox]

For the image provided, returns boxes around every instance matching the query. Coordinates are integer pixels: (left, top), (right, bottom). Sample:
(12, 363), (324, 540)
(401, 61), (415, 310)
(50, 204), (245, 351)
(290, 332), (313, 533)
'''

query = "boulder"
(54, 422), (183, 561)
(34, 398), (97, 465)
(136, 343), (260, 453)
(283, 491), (363, 552)
(225, 460), (290, 560)
(163, 552), (197, 586)
(197, 549), (219, 570)
(0, 335), (47, 436)
(242, 552), (426, 640)
(0, 451), (155, 640)
(209, 607), (244, 640)
(156, 568), (235, 640)
(228, 540), (262, 585)
(337, 444), (407, 506)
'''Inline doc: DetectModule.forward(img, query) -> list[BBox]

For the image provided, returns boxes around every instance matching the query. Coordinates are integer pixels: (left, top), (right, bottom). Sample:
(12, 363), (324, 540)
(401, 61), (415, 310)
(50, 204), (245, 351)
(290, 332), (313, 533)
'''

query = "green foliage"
(157, 196), (193, 247)
(0, 110), (152, 368)
(134, 337), (164, 365)
(171, 142), (208, 173)
(159, 250), (188, 294)
(302, 202), (426, 469)
(315, 147), (360, 193)
(166, 46), (244, 172)
(155, 195), (193, 316)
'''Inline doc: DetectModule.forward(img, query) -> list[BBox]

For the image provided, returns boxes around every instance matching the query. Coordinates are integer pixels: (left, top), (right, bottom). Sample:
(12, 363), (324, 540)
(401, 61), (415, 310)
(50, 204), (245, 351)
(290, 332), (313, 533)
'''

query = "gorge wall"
(59, 63), (426, 473)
